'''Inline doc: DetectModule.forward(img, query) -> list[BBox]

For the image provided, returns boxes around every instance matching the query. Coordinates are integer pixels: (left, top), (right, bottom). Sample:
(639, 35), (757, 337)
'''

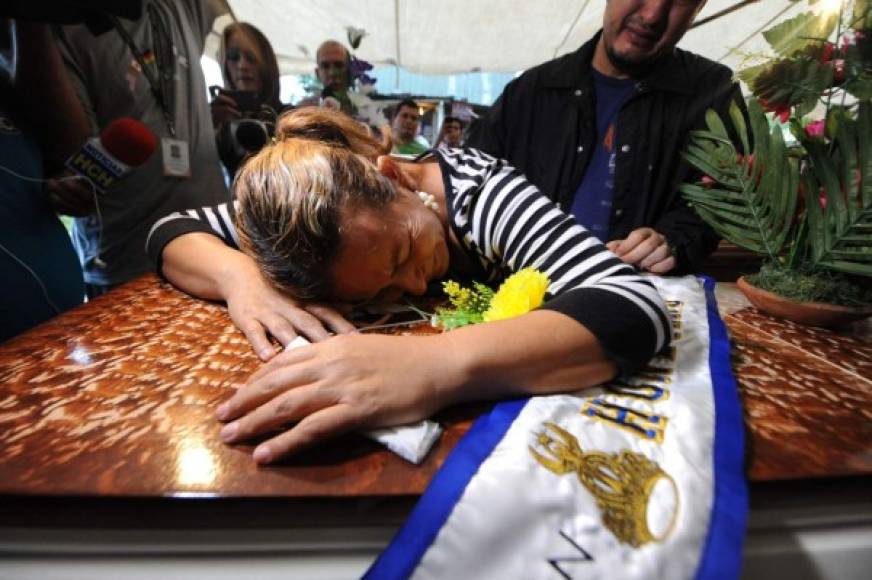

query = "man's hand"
(46, 175), (96, 216)
(223, 272), (357, 362)
(607, 227), (676, 274)
(216, 333), (446, 463)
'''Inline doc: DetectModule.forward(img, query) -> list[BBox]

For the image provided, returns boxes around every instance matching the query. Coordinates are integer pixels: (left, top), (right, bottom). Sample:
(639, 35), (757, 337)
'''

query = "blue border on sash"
(694, 276), (749, 580)
(367, 276), (747, 579)
(364, 398), (528, 580)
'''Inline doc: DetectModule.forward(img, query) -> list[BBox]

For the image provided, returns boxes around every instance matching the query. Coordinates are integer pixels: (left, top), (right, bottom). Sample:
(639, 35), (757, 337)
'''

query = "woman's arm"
(437, 310), (616, 400)
(437, 150), (670, 373)
(156, 222), (355, 360)
(216, 308), (615, 464)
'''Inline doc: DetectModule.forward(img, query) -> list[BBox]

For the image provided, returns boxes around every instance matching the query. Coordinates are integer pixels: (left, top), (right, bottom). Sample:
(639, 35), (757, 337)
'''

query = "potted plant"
(680, 0), (872, 327)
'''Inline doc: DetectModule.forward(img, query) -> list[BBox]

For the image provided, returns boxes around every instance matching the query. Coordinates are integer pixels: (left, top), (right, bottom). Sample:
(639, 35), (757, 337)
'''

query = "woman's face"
(225, 30), (263, 94)
(329, 189), (450, 305)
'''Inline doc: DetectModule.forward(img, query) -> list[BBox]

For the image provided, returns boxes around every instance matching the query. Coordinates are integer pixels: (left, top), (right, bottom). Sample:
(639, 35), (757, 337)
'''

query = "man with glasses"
(297, 40), (355, 115)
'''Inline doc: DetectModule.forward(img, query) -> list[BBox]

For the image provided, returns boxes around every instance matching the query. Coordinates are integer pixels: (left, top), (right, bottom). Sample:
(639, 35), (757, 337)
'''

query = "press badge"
(161, 137), (191, 177)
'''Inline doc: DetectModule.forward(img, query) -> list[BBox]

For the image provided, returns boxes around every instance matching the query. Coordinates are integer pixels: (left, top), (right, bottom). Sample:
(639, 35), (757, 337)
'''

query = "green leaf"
(749, 56), (834, 109)
(763, 10), (838, 57)
(817, 260), (872, 276)
(858, 102), (872, 208)
(730, 102), (751, 156)
(853, 0), (872, 29)
(845, 74), (872, 100)
(801, 104), (872, 275)
(680, 100), (800, 261)
(736, 61), (773, 89)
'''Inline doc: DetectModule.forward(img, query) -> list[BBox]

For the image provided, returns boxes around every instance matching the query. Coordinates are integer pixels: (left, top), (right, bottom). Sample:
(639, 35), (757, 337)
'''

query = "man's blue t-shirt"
(570, 70), (636, 240)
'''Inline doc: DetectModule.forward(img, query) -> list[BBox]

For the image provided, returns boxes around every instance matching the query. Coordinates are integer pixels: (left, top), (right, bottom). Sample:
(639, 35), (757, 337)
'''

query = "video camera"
(209, 86), (276, 176)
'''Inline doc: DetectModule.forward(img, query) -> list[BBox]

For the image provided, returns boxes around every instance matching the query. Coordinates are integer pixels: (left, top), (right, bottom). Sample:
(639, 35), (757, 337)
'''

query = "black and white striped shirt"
(146, 147), (670, 372)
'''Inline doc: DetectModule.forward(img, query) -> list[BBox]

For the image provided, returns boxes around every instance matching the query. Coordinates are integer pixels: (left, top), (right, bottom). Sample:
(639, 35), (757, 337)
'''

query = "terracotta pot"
(737, 276), (872, 328)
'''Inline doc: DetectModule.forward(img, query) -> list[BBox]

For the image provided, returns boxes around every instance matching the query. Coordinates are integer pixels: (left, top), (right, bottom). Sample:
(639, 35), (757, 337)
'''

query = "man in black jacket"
(468, 0), (743, 274)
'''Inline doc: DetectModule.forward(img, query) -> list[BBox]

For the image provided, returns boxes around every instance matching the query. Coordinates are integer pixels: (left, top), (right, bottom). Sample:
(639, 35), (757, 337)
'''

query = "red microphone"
(65, 118), (158, 193)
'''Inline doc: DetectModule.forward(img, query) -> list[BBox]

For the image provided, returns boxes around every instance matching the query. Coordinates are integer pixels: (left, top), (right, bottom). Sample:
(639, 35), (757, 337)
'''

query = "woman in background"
(211, 22), (285, 176)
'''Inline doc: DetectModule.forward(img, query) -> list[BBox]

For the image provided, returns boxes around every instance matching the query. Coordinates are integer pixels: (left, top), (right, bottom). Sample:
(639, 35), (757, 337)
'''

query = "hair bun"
(275, 107), (391, 158)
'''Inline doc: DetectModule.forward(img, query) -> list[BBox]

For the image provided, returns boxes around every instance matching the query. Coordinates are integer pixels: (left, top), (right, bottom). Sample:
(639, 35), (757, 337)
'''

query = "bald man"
(297, 40), (355, 115)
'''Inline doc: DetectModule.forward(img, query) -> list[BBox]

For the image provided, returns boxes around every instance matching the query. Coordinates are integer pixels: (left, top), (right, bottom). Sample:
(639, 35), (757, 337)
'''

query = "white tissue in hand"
(285, 336), (442, 464)
(364, 421), (443, 464)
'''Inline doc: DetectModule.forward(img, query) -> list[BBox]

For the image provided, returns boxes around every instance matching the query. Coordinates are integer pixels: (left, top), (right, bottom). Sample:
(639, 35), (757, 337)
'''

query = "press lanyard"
(111, 3), (177, 137)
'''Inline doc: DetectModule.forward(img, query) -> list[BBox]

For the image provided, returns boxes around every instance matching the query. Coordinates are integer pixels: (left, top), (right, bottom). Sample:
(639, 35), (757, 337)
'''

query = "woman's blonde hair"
(234, 108), (393, 300)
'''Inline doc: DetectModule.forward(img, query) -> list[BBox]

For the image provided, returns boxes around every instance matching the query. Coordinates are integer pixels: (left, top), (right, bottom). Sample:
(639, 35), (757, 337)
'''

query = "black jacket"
(467, 33), (745, 273)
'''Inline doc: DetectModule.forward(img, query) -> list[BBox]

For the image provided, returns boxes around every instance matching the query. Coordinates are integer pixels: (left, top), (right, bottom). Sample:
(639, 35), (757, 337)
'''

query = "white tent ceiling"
(209, 1), (812, 78)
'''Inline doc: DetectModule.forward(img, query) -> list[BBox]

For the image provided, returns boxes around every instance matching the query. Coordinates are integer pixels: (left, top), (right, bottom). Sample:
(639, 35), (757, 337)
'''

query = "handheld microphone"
(65, 117), (158, 194)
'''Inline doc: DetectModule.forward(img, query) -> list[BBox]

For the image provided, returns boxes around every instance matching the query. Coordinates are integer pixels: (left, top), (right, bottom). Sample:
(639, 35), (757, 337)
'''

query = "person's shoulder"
(438, 146), (499, 169)
(294, 95), (321, 108)
(673, 47), (735, 84)
(511, 44), (589, 92)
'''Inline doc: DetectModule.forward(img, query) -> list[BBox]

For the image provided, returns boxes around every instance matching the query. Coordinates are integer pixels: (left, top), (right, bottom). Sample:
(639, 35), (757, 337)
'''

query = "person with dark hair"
(435, 116), (464, 150)
(391, 98), (428, 155)
(221, 23), (281, 110)
(467, 0), (742, 275)
(211, 21), (286, 177)
(145, 107), (670, 463)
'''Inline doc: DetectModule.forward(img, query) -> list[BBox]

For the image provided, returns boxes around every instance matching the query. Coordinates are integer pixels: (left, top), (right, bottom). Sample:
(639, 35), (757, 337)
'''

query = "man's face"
(601, 0), (706, 73)
(393, 105), (420, 141)
(316, 43), (349, 92)
(442, 121), (462, 147)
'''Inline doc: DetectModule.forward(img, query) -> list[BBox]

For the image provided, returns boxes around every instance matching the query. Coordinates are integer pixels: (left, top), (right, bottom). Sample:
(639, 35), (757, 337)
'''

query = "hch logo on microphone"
(66, 140), (129, 192)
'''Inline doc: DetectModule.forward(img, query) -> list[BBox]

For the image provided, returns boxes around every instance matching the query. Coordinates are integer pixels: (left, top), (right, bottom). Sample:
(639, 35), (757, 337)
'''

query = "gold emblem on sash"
(530, 422), (679, 547)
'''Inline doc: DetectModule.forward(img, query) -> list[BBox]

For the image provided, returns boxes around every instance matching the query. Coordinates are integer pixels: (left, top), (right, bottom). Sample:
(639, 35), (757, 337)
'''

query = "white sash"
(367, 276), (747, 580)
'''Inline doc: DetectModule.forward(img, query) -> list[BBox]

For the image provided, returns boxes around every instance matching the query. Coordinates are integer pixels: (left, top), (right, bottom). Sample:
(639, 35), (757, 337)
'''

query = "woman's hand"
(223, 272), (357, 361)
(216, 334), (451, 463)
(210, 93), (241, 130)
(161, 233), (356, 361)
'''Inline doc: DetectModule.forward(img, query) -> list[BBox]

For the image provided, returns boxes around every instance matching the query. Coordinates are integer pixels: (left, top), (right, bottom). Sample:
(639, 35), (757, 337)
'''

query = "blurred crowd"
(1, 0), (734, 350)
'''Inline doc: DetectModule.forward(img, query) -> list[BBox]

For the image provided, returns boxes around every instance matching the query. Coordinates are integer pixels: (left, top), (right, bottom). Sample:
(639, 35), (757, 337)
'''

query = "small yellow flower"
(443, 280), (461, 296)
(483, 268), (550, 322)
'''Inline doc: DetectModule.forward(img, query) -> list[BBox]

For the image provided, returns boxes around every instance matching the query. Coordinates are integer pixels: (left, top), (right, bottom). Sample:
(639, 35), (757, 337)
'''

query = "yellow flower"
(483, 268), (550, 322)
(443, 280), (473, 309)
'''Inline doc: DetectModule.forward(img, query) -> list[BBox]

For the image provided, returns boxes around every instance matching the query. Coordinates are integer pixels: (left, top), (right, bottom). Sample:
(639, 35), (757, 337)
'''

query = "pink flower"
(832, 58), (846, 84)
(819, 187), (827, 210)
(701, 175), (715, 188)
(820, 41), (836, 63)
(840, 29), (865, 50)
(804, 120), (826, 139)
(760, 99), (791, 123)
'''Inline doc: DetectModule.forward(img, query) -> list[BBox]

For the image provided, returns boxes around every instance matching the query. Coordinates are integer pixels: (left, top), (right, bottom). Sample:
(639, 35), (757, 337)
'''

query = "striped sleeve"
(439, 149), (671, 373)
(145, 201), (239, 272)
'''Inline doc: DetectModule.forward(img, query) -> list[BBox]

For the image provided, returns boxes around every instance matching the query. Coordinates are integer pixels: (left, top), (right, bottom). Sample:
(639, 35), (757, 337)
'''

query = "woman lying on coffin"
(145, 108), (671, 464)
